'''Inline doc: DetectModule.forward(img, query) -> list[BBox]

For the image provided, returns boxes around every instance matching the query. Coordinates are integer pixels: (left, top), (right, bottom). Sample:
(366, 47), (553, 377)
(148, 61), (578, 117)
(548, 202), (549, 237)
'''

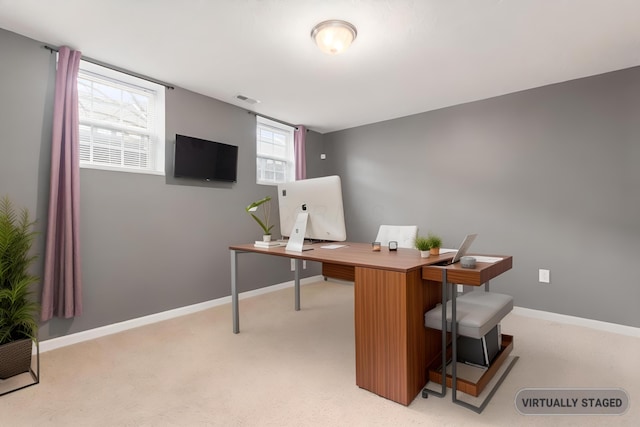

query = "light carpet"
(0, 280), (638, 426)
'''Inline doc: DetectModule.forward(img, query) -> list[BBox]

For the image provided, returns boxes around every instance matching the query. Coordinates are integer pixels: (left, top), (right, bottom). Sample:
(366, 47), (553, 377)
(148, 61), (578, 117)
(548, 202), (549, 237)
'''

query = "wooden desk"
(229, 242), (512, 406)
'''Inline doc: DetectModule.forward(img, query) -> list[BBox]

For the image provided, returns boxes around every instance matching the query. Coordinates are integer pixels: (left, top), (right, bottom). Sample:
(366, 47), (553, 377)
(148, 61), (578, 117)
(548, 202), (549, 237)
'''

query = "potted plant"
(426, 233), (443, 255)
(0, 196), (39, 380)
(414, 236), (431, 258)
(245, 196), (274, 241)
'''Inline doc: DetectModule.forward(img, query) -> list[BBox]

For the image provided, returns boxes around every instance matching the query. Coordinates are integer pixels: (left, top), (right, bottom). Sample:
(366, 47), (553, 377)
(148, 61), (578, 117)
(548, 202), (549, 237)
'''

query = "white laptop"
(443, 233), (478, 265)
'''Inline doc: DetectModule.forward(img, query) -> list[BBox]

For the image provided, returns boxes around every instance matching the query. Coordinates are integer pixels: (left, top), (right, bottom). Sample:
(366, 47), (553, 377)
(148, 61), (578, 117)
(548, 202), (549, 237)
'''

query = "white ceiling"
(2, 0), (640, 134)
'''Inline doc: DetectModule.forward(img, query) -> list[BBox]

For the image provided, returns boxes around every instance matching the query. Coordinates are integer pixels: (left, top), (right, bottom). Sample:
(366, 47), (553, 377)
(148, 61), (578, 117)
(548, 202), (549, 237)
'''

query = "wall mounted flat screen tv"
(174, 134), (238, 182)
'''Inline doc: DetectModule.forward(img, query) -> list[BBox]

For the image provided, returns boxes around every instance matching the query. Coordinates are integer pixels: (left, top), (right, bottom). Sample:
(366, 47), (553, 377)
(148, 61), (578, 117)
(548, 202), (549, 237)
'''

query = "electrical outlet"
(538, 269), (550, 283)
(290, 259), (295, 271)
(303, 260), (307, 269)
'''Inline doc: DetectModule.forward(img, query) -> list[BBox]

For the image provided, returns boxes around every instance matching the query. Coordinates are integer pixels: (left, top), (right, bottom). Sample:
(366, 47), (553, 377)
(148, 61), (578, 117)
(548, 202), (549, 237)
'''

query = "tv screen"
(173, 134), (238, 182)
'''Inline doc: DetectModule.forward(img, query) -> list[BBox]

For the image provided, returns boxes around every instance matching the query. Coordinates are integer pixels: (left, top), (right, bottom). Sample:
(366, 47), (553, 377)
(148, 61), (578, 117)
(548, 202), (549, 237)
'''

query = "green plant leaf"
(245, 196), (273, 235)
(245, 196), (271, 213)
(0, 196), (39, 344)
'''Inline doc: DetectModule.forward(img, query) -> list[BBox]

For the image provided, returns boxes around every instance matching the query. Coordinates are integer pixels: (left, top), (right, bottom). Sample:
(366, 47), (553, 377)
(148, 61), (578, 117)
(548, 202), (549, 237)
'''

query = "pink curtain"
(294, 125), (307, 180)
(41, 46), (83, 321)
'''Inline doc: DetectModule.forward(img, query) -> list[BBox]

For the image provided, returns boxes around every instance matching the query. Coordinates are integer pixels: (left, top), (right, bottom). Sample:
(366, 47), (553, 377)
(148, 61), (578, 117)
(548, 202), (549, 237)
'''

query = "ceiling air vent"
(236, 94), (260, 105)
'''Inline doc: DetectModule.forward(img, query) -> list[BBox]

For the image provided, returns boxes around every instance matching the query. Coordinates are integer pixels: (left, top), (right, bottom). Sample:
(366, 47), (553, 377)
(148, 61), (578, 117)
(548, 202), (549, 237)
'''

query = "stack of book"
(254, 240), (286, 248)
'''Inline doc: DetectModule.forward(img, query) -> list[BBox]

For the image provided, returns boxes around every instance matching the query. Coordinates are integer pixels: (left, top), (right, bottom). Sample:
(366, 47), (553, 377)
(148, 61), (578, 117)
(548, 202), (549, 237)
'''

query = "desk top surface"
(230, 242), (511, 275)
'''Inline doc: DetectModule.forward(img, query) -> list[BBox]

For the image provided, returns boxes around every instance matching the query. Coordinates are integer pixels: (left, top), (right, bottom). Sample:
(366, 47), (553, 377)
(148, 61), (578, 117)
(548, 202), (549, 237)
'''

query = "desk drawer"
(422, 256), (513, 286)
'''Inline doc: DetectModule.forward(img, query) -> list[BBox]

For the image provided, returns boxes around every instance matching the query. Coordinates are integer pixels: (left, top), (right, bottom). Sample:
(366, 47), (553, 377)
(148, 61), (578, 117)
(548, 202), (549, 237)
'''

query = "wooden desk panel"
(322, 262), (355, 281)
(355, 266), (443, 406)
(422, 255), (513, 286)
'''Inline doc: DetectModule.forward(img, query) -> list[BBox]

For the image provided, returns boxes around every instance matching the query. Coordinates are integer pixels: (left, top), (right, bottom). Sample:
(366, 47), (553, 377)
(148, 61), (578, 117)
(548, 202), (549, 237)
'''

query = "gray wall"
(0, 28), (323, 341)
(325, 67), (640, 328)
(3, 25), (638, 340)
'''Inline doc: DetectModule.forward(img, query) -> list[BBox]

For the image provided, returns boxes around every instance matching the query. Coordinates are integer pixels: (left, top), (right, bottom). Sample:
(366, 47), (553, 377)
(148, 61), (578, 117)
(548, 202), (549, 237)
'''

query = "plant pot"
(420, 250), (430, 258)
(263, 235), (272, 242)
(430, 247), (440, 256)
(0, 338), (32, 379)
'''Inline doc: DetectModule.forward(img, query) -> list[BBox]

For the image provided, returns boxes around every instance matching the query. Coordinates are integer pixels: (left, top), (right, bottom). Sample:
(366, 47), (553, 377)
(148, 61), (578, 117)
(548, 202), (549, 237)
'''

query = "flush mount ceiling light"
(311, 20), (357, 55)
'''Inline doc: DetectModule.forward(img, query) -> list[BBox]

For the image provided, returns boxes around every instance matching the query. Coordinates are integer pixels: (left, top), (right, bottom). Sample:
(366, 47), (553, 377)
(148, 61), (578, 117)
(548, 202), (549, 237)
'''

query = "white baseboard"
(39, 275), (323, 353)
(39, 276), (638, 353)
(512, 306), (640, 338)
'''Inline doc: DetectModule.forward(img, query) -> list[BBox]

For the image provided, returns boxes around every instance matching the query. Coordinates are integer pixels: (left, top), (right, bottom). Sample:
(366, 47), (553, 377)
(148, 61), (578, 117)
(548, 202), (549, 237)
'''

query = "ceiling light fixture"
(311, 20), (357, 55)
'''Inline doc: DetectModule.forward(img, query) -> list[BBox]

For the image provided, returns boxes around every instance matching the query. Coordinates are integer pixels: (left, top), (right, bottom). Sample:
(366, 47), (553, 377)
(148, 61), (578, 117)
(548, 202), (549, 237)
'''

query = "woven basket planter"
(0, 338), (32, 379)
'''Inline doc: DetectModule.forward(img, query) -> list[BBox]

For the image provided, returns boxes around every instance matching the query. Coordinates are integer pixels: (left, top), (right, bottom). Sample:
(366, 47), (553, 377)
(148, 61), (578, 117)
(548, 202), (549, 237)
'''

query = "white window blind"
(256, 116), (295, 185)
(77, 61), (165, 175)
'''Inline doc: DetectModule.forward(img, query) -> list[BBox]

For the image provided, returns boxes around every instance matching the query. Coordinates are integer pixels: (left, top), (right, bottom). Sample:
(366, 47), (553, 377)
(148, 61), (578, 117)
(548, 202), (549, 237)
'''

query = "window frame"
(256, 116), (295, 185)
(77, 60), (166, 176)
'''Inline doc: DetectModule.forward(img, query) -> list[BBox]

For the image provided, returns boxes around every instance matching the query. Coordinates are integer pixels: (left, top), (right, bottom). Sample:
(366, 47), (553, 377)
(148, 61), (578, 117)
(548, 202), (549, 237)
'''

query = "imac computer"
(277, 175), (347, 244)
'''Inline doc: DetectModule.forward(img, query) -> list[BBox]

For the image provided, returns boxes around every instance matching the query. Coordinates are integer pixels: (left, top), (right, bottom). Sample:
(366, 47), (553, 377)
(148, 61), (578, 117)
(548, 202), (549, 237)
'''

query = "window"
(256, 116), (295, 185)
(77, 61), (165, 175)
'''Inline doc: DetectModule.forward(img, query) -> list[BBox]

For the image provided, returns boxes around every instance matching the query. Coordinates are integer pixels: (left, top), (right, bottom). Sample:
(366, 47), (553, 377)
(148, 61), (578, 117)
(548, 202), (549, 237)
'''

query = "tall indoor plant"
(0, 196), (39, 379)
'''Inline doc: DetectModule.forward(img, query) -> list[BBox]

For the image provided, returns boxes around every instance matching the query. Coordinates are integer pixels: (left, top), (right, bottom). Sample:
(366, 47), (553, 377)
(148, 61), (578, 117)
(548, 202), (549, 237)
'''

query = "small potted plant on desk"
(426, 233), (443, 256)
(245, 196), (274, 242)
(414, 236), (431, 258)
(0, 196), (39, 383)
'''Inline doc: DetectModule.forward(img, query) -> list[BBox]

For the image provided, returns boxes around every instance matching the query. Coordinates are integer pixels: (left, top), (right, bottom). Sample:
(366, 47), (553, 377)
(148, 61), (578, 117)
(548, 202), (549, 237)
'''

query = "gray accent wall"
(2, 25), (638, 340)
(324, 67), (640, 328)
(0, 28), (322, 341)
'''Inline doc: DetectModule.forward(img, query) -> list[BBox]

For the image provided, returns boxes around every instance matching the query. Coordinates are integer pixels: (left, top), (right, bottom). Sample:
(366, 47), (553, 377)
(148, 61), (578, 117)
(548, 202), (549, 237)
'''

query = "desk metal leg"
(231, 251), (301, 333)
(231, 250), (239, 334)
(294, 258), (301, 311)
(440, 270), (449, 397)
(451, 280), (458, 401)
(425, 269), (449, 398)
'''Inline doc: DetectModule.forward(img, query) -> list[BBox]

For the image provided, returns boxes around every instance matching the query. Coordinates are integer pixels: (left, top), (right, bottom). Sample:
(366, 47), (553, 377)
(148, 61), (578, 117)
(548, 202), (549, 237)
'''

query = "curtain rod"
(44, 45), (175, 90)
(249, 111), (309, 132)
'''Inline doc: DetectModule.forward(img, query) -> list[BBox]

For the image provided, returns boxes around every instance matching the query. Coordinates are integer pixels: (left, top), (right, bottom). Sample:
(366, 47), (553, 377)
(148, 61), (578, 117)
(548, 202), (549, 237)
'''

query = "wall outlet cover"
(539, 269), (550, 283)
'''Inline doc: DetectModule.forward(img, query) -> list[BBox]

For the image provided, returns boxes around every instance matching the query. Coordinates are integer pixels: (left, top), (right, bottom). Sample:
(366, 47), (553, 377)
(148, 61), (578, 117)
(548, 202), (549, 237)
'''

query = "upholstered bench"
(425, 291), (513, 367)
(423, 289), (516, 411)
(424, 291), (513, 339)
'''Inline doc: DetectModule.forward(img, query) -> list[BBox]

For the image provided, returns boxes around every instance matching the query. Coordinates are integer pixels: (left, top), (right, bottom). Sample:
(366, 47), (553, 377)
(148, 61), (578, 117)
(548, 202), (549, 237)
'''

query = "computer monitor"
(277, 175), (347, 242)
